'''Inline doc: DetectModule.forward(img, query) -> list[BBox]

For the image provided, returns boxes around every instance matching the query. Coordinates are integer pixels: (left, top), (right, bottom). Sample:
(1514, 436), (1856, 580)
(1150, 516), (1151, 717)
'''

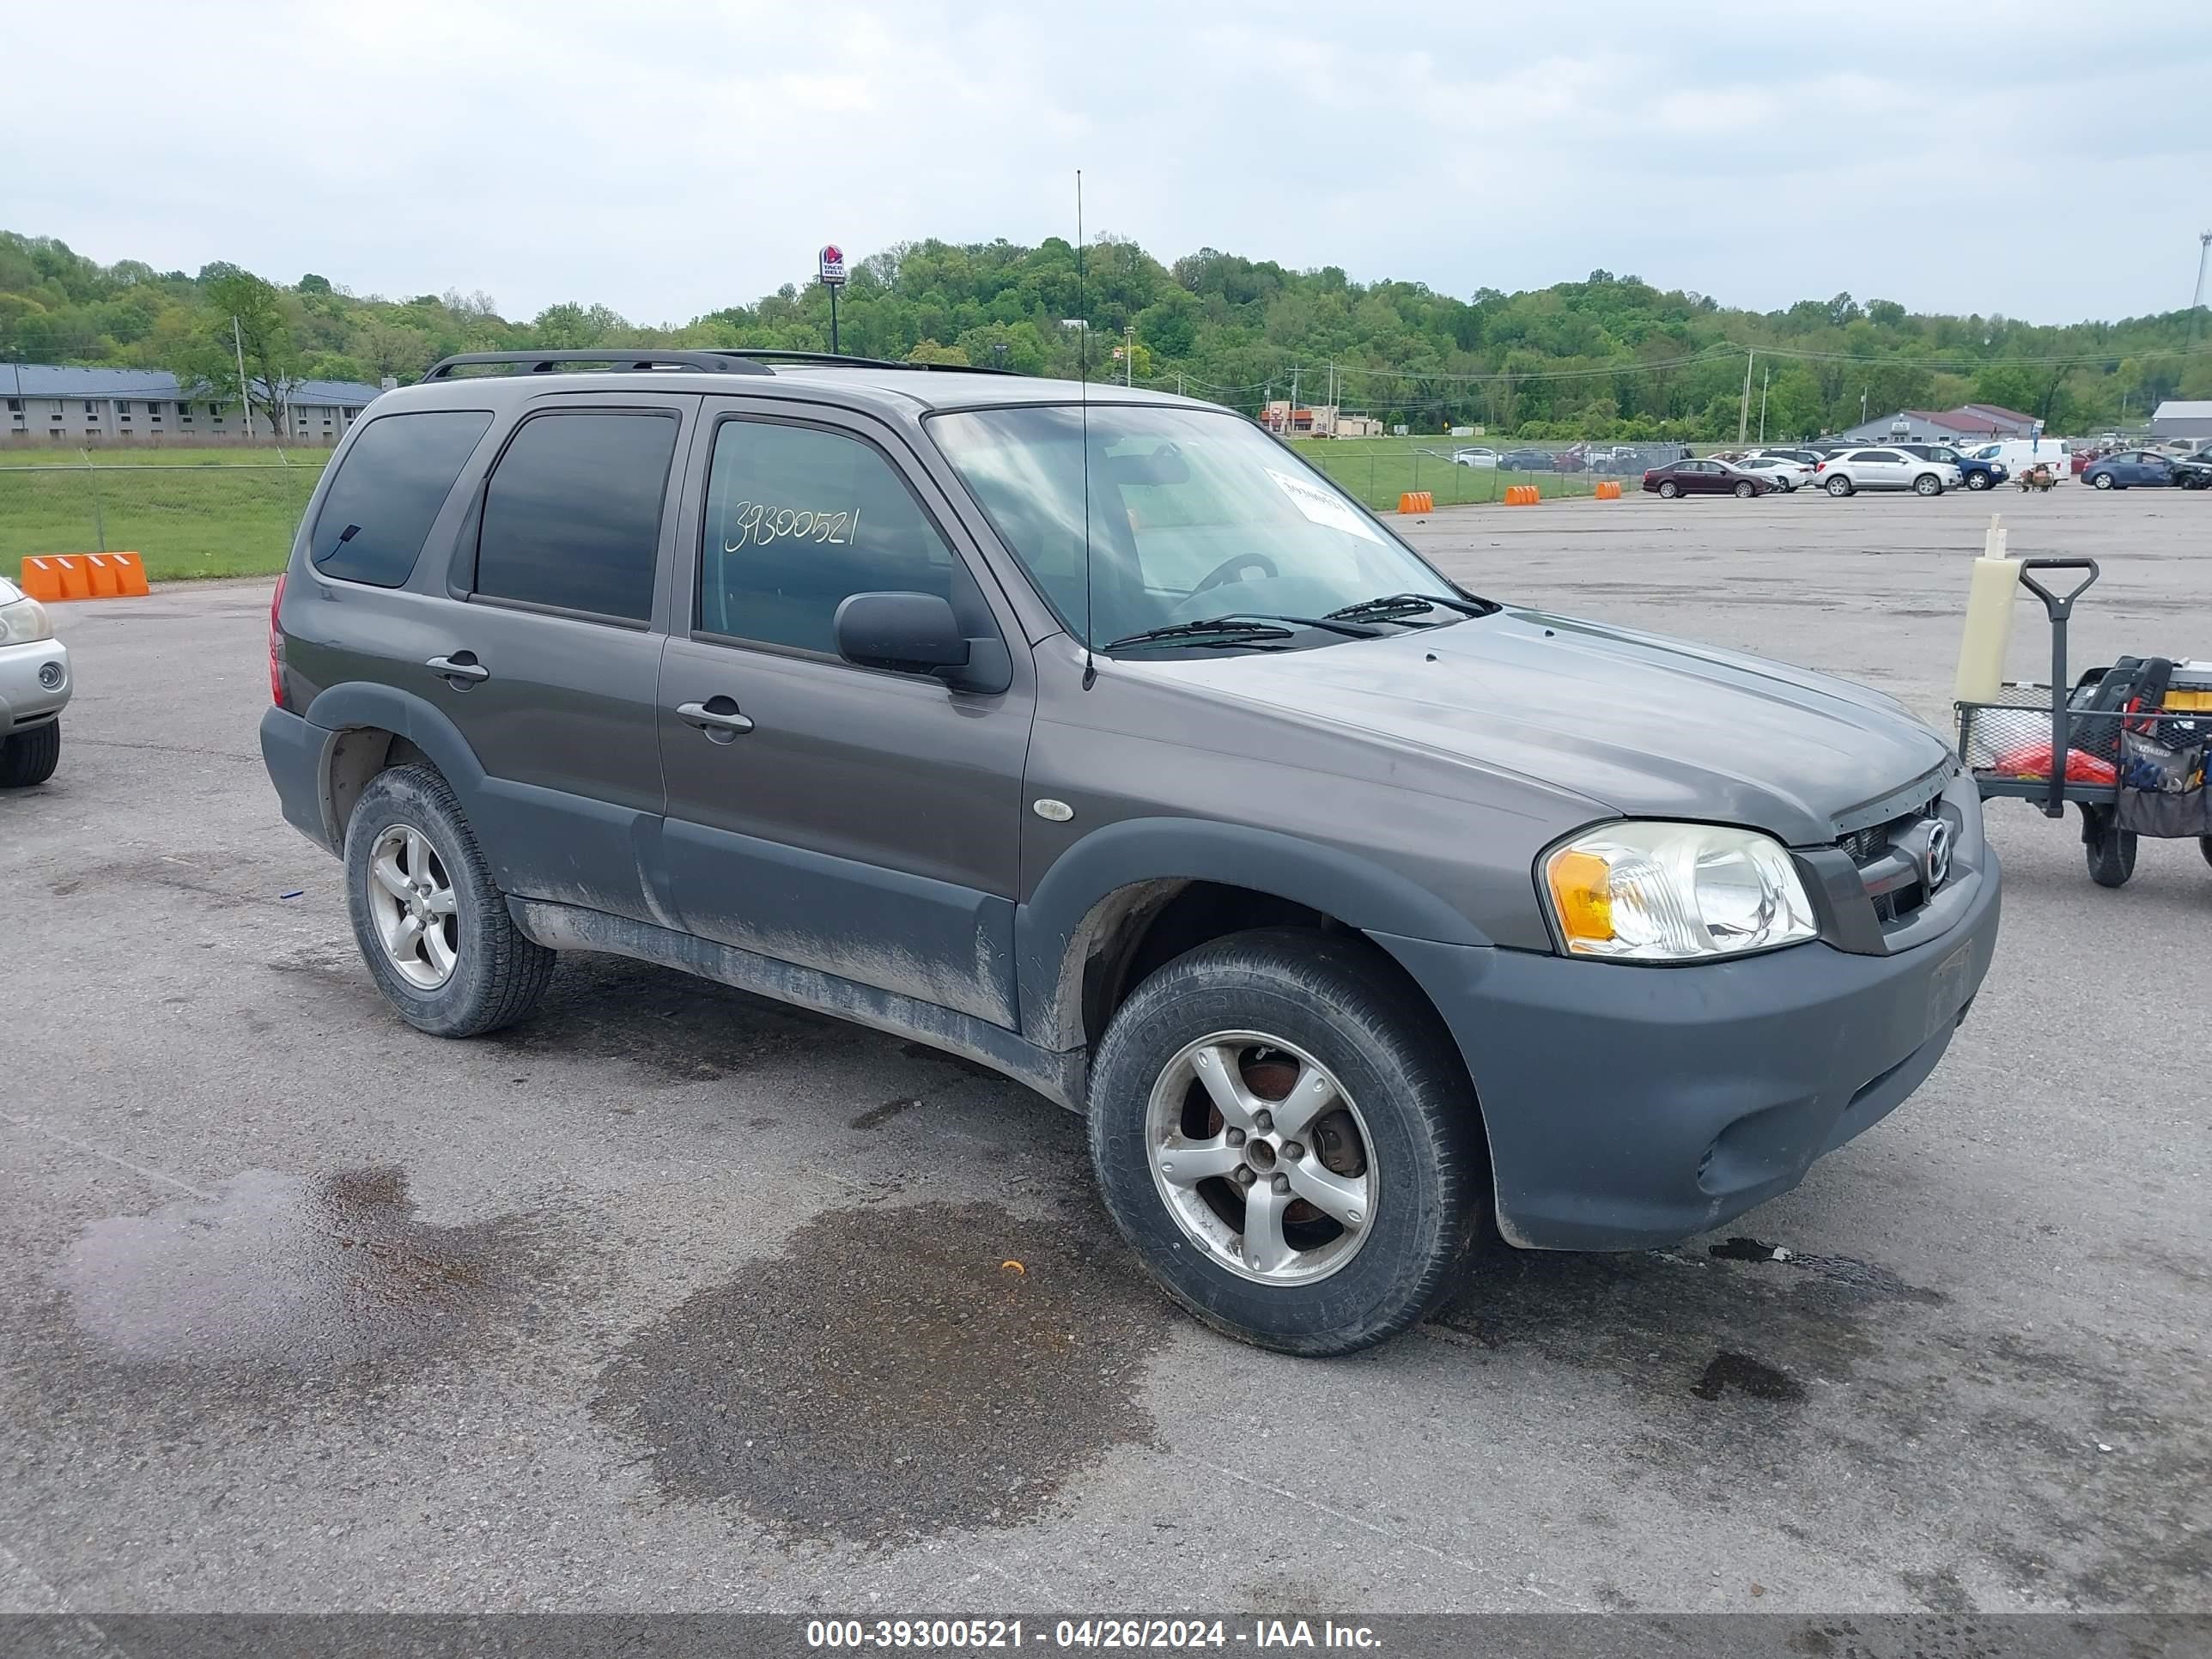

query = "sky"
(13, 2), (2210, 328)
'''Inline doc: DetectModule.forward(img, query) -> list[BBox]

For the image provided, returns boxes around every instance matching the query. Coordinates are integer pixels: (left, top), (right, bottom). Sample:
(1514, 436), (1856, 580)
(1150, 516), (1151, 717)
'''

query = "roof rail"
(422, 349), (775, 380)
(706, 349), (1014, 376)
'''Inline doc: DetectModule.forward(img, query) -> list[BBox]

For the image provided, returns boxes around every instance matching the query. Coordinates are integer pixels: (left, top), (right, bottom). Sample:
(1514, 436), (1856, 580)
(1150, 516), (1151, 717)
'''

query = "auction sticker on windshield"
(1266, 468), (1383, 544)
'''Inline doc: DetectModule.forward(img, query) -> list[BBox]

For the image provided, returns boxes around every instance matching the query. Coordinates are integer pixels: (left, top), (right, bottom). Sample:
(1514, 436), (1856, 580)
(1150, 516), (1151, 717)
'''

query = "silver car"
(0, 574), (70, 786)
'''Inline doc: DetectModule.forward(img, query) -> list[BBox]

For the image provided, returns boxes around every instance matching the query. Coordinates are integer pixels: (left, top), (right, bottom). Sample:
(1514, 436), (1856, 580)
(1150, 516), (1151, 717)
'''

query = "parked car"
(1450, 447), (1499, 469)
(1753, 447), (1825, 468)
(0, 573), (69, 787)
(1814, 447), (1960, 496)
(260, 348), (1998, 1356)
(1968, 440), (2074, 482)
(2171, 447), (2212, 489)
(1499, 447), (1555, 471)
(1641, 458), (1779, 498)
(1896, 442), (2008, 492)
(1735, 456), (1813, 491)
(2082, 449), (2179, 489)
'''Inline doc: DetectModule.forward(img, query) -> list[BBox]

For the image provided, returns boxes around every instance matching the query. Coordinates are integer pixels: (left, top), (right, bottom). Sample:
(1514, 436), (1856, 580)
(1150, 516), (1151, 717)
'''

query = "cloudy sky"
(15, 3), (2209, 326)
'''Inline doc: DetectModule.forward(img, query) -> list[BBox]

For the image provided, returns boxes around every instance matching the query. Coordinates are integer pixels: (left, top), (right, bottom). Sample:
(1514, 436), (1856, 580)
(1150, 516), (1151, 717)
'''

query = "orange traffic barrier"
(17, 551), (149, 601)
(1505, 484), (1540, 506)
(109, 552), (150, 596)
(1595, 480), (1622, 500)
(1396, 490), (1434, 514)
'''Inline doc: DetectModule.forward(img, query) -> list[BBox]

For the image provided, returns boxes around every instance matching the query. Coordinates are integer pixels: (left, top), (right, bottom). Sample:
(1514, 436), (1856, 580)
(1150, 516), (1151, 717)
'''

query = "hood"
(1167, 609), (1955, 847)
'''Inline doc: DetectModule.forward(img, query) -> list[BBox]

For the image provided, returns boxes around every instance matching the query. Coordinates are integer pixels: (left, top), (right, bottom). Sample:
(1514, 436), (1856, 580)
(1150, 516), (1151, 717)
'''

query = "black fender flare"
(1014, 816), (1492, 1052)
(300, 682), (489, 849)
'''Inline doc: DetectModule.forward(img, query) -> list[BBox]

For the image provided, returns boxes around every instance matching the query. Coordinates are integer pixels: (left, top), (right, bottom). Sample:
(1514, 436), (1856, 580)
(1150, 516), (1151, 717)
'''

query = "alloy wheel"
(366, 823), (459, 989)
(1146, 1031), (1376, 1286)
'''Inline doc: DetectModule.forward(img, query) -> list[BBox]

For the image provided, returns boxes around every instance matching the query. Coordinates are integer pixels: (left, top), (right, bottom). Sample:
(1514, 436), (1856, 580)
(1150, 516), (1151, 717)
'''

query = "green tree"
(169, 265), (303, 437)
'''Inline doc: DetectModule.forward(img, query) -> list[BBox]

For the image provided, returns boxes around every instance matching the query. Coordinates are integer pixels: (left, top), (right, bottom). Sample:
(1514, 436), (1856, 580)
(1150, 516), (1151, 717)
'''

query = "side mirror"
(834, 591), (1011, 694)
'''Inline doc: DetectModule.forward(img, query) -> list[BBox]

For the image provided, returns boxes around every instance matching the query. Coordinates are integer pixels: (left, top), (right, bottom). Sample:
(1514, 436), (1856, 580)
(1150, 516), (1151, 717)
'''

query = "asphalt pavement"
(2, 483), (2207, 1618)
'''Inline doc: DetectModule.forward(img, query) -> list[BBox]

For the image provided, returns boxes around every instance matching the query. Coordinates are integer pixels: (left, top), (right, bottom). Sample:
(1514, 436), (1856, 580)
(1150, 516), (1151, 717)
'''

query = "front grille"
(1840, 792), (1943, 926)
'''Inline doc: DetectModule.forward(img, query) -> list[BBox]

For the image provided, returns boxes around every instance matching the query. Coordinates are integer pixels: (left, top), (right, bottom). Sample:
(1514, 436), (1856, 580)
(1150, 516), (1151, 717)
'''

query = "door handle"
(677, 696), (755, 742)
(426, 653), (489, 686)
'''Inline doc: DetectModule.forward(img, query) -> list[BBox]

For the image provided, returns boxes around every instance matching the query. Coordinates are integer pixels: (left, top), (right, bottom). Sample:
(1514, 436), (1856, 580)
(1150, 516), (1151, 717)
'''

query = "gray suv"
(259, 349), (2000, 1354)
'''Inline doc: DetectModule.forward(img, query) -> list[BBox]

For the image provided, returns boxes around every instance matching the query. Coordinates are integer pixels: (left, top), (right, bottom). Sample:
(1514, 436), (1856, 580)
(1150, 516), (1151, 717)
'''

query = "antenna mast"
(1078, 170), (1096, 690)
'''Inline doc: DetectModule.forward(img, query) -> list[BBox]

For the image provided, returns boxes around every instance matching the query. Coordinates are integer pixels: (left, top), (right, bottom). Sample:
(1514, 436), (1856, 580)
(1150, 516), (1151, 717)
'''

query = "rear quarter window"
(310, 410), (494, 587)
(474, 410), (678, 623)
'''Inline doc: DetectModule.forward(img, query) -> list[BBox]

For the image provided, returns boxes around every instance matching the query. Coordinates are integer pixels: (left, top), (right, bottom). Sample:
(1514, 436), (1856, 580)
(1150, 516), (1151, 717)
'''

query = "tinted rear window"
(474, 411), (678, 622)
(310, 410), (493, 586)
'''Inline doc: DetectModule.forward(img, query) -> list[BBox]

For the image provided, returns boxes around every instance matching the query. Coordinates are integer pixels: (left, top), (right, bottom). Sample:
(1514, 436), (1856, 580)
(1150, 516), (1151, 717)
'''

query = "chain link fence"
(1288, 438), (1664, 512)
(0, 453), (325, 581)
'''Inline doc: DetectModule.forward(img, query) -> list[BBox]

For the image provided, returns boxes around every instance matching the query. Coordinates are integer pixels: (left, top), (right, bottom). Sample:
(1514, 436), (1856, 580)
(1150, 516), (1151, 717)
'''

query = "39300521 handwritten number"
(723, 503), (860, 552)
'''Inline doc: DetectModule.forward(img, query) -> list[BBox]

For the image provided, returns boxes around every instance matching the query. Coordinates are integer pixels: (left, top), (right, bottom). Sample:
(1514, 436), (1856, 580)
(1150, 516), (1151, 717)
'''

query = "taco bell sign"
(817, 245), (847, 289)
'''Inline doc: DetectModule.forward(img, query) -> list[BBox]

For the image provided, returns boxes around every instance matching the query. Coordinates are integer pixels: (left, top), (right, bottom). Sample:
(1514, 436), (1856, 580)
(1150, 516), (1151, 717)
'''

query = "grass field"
(1285, 435), (1618, 512)
(0, 453), (325, 581)
(0, 446), (336, 467)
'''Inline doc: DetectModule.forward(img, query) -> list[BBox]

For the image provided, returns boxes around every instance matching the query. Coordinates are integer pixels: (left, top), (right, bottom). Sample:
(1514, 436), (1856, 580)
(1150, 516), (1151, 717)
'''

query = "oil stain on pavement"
(27, 1165), (565, 1420)
(591, 1199), (1170, 1545)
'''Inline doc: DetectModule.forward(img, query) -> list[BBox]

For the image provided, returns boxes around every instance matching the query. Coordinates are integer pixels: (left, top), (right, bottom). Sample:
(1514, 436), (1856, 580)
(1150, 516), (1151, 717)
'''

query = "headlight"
(0, 597), (54, 646)
(1542, 822), (1817, 962)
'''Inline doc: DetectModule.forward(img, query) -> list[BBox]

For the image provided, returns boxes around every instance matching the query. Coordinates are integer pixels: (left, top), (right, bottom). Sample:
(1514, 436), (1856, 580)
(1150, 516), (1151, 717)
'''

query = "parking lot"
(2, 484), (2207, 1618)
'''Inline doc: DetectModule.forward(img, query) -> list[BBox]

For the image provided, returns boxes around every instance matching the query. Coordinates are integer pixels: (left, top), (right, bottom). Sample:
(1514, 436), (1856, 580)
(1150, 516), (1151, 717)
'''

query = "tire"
(1087, 927), (1486, 1356)
(1657, 480), (1680, 499)
(2082, 807), (2136, 890)
(1826, 474), (1854, 496)
(2200, 836), (2212, 870)
(1966, 471), (1991, 490)
(343, 763), (556, 1036)
(1914, 472), (1943, 496)
(0, 718), (61, 787)
(1734, 480), (1756, 498)
(2093, 472), (2115, 489)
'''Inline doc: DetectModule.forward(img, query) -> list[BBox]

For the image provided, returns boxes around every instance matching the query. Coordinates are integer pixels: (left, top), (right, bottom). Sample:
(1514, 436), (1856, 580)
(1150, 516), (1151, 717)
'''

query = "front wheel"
(1657, 480), (1680, 499)
(344, 764), (556, 1036)
(1914, 473), (1943, 496)
(2083, 806), (2137, 889)
(1826, 475), (1854, 496)
(0, 718), (61, 787)
(2093, 472), (2115, 489)
(1734, 480), (1756, 498)
(1966, 471), (1992, 490)
(1087, 928), (1486, 1356)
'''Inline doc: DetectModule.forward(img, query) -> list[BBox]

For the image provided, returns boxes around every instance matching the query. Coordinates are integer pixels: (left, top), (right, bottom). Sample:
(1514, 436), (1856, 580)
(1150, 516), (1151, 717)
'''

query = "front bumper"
(1375, 847), (2001, 1251)
(0, 638), (70, 732)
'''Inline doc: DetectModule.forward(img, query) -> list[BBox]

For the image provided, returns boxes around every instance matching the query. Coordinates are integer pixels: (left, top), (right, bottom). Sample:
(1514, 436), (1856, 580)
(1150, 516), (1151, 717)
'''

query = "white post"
(1737, 349), (1753, 447)
(1759, 367), (1770, 444)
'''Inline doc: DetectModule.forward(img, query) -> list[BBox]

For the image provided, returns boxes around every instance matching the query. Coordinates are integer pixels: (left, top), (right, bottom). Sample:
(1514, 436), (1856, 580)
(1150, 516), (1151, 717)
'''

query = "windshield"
(927, 404), (1459, 649)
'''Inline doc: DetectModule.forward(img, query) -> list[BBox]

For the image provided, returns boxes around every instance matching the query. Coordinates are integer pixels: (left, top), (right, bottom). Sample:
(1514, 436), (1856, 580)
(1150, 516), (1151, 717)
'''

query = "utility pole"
(2193, 231), (2212, 341)
(1759, 365), (1770, 444)
(1736, 349), (1753, 447)
(233, 315), (252, 439)
(1289, 364), (1299, 434)
(1122, 325), (1133, 388)
(1861, 387), (1869, 427)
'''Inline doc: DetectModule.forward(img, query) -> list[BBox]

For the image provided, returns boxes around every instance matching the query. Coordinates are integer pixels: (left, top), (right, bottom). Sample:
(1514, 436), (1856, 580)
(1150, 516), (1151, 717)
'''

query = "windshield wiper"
(1105, 612), (1382, 652)
(1323, 590), (1497, 624)
(1104, 617), (1297, 651)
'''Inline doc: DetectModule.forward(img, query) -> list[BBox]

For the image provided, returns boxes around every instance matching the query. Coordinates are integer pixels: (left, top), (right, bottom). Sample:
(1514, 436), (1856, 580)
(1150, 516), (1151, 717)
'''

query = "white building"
(2148, 400), (2212, 441)
(3, 364), (384, 447)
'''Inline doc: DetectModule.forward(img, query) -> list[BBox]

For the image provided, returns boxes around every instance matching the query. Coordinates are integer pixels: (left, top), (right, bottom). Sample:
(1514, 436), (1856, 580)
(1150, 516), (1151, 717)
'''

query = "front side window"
(476, 411), (678, 622)
(312, 410), (494, 587)
(698, 417), (988, 654)
(929, 404), (1456, 650)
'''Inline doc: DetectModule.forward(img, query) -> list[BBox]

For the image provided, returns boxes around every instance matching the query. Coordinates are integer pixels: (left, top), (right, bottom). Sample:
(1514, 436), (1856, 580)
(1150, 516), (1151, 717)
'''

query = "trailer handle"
(2016, 559), (2100, 817)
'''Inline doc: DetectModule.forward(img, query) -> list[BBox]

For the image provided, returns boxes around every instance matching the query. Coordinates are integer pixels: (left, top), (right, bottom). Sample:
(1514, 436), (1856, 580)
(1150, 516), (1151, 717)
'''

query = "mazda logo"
(1924, 820), (1953, 889)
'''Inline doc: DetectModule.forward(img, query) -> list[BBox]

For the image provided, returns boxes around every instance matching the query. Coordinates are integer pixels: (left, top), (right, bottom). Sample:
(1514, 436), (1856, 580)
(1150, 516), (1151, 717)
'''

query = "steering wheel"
(1191, 552), (1279, 594)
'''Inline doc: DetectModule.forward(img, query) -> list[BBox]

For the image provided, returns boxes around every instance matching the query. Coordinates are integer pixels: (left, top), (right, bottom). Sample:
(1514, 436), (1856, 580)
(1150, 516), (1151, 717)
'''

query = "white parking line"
(0, 1113), (216, 1201)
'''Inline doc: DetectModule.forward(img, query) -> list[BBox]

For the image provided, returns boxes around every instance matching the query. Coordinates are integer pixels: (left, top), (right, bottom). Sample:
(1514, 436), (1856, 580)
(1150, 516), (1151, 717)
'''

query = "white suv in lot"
(0, 574), (70, 786)
(1814, 447), (1960, 497)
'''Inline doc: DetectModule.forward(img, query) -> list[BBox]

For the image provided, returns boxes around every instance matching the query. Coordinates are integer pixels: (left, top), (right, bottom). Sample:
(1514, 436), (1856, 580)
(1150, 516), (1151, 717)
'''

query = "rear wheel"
(0, 719), (61, 787)
(1734, 480), (1756, 499)
(2093, 471), (2115, 489)
(2082, 806), (2137, 889)
(1914, 472), (1943, 496)
(1826, 474), (1854, 496)
(344, 764), (556, 1036)
(1088, 927), (1486, 1356)
(1657, 480), (1680, 499)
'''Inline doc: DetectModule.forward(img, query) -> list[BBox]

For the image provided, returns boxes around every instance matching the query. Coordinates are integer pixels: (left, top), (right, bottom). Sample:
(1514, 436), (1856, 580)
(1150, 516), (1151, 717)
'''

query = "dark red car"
(1641, 458), (1778, 499)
